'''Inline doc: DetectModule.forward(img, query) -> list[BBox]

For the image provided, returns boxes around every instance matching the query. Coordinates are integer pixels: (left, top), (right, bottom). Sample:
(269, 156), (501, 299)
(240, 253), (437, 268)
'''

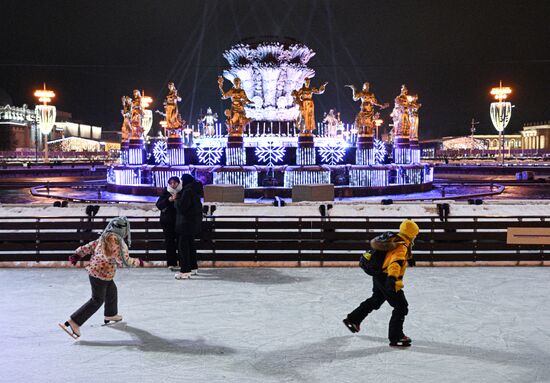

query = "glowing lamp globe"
(34, 86), (57, 135)
(141, 95), (153, 137)
(489, 82), (512, 133)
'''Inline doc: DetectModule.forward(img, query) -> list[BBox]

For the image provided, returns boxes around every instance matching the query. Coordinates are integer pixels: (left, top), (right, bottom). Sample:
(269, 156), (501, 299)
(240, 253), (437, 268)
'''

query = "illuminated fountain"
(107, 40), (433, 198)
(222, 40), (315, 133)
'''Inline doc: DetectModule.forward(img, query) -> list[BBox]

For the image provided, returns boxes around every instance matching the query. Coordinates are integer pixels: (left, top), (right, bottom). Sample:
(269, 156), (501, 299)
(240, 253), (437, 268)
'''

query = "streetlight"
(34, 84), (56, 163)
(490, 81), (512, 165)
(470, 118), (479, 157)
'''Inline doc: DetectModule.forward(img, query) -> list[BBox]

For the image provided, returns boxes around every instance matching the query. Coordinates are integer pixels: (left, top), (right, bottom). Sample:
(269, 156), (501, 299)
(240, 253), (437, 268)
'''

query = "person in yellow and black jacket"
(343, 219), (419, 347)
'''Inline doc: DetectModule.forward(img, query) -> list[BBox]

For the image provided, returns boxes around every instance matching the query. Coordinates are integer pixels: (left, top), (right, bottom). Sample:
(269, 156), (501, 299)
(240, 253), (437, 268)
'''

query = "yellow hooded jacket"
(381, 234), (412, 292)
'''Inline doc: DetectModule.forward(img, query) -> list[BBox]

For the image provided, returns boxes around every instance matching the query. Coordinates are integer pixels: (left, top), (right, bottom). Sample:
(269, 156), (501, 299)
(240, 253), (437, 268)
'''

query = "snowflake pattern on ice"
(317, 142), (346, 165)
(153, 140), (168, 165)
(197, 145), (224, 166)
(255, 141), (286, 166)
(374, 138), (387, 164)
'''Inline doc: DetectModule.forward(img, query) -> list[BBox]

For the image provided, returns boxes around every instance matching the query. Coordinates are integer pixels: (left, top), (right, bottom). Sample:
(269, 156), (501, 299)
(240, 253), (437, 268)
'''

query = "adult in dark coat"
(174, 174), (203, 279)
(155, 176), (181, 269)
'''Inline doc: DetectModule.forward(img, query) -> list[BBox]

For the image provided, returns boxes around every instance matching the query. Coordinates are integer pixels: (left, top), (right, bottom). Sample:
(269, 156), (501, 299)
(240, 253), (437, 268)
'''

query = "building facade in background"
(522, 121), (549, 151)
(0, 88), (102, 152)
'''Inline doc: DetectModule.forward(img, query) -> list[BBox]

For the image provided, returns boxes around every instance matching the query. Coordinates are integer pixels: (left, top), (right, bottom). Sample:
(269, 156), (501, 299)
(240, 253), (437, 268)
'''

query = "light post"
(490, 81), (512, 165)
(470, 118), (479, 157)
(34, 84), (56, 163)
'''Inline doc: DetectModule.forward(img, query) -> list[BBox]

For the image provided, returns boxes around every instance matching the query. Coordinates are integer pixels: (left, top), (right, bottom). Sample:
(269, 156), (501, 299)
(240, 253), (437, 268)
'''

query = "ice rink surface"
(1, 267), (549, 383)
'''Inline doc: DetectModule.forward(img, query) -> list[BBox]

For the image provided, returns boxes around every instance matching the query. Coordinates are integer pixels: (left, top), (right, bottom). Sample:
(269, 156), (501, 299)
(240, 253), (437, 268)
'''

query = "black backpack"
(359, 231), (400, 276)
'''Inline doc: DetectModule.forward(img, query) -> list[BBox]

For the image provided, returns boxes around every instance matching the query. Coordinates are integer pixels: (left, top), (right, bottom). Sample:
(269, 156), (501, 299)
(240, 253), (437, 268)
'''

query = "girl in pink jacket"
(59, 216), (142, 339)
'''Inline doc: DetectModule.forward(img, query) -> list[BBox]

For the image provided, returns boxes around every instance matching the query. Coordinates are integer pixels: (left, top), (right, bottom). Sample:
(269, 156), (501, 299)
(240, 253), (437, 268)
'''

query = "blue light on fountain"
(153, 140), (169, 165)
(197, 145), (224, 166)
(255, 141), (286, 166)
(317, 141), (347, 165)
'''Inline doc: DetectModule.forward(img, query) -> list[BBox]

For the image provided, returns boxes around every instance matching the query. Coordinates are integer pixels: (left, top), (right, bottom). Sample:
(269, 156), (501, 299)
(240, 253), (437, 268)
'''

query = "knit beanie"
(102, 216), (131, 247)
(399, 219), (419, 240)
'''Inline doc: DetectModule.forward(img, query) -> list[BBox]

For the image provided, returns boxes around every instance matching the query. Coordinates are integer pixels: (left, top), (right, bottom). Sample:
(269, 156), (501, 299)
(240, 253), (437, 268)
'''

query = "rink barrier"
(0, 215), (548, 265)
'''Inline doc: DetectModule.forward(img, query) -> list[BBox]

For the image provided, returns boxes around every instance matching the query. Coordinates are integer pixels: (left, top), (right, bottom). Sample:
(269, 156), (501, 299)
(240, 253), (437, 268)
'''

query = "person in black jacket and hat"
(156, 176), (181, 270)
(174, 174), (203, 280)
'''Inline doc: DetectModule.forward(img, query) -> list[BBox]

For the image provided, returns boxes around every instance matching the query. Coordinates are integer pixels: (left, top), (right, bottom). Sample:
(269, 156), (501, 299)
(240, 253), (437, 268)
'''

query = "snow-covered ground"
(1, 199), (549, 219)
(1, 267), (549, 383)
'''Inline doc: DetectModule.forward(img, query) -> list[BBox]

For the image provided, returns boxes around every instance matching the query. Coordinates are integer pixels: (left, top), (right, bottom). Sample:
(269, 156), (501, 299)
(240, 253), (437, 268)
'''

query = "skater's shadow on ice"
(358, 335), (550, 381)
(77, 324), (235, 356)
(249, 336), (393, 381)
(196, 268), (311, 285)
(251, 335), (550, 382)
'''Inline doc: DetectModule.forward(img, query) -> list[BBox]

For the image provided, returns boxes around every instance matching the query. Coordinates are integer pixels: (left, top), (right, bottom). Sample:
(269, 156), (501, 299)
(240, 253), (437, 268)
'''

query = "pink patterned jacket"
(74, 233), (139, 281)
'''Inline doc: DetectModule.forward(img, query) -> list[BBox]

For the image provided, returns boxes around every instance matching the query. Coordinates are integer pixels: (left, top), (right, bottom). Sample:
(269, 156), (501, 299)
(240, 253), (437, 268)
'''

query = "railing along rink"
(0, 215), (547, 267)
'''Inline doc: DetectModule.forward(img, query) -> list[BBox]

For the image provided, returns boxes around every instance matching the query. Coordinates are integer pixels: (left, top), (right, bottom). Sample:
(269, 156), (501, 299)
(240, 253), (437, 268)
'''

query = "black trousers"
(347, 274), (409, 342)
(71, 275), (118, 326)
(178, 235), (198, 273)
(162, 227), (179, 267)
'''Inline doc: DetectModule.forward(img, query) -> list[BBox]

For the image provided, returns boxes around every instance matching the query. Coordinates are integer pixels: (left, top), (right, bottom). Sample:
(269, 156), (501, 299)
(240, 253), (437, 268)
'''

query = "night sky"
(1, 0), (549, 139)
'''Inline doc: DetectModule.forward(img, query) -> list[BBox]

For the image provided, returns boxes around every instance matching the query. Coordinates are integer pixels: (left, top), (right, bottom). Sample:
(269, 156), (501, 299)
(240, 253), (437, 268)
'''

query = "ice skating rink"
(1, 267), (549, 383)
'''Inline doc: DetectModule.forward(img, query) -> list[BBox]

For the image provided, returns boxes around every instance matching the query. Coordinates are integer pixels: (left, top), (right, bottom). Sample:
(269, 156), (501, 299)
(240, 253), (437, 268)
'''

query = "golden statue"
(294, 78), (327, 135)
(408, 94), (421, 140)
(218, 76), (254, 136)
(165, 82), (183, 134)
(345, 82), (388, 136)
(390, 85), (411, 137)
(291, 89), (305, 132)
(130, 89), (144, 139)
(120, 95), (132, 141)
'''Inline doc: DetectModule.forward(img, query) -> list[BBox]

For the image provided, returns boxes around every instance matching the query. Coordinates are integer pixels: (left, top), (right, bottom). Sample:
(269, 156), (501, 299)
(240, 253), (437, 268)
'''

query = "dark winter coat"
(156, 190), (177, 230)
(175, 181), (203, 236)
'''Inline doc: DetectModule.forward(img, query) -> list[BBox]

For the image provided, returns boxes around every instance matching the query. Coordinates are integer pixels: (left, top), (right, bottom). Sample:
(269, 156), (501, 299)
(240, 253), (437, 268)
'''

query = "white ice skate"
(103, 314), (123, 325)
(191, 269), (198, 275)
(175, 272), (191, 280)
(58, 320), (80, 339)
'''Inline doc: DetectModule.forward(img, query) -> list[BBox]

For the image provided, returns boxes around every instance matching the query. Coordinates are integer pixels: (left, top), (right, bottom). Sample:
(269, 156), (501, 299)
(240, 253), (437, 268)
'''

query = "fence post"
(298, 217), (302, 266)
(541, 217), (546, 264)
(430, 217), (435, 266)
(254, 217), (258, 262)
(144, 217), (149, 262)
(319, 216), (324, 266)
(473, 217), (478, 263)
(35, 217), (40, 263)
(517, 217), (523, 263)
(211, 216), (216, 267)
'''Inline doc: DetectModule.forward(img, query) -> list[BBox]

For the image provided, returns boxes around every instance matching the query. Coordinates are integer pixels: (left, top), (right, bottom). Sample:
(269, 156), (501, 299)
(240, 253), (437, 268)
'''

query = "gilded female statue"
(408, 94), (421, 140)
(294, 78), (327, 135)
(345, 82), (388, 136)
(218, 76), (253, 136)
(120, 96), (132, 141)
(130, 89), (144, 138)
(165, 82), (182, 130)
(390, 85), (411, 137)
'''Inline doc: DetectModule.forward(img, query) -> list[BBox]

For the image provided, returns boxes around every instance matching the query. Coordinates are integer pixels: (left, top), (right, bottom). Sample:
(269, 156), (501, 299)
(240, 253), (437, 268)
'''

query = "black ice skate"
(103, 314), (123, 325)
(58, 320), (80, 339)
(342, 318), (360, 333)
(389, 336), (412, 347)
